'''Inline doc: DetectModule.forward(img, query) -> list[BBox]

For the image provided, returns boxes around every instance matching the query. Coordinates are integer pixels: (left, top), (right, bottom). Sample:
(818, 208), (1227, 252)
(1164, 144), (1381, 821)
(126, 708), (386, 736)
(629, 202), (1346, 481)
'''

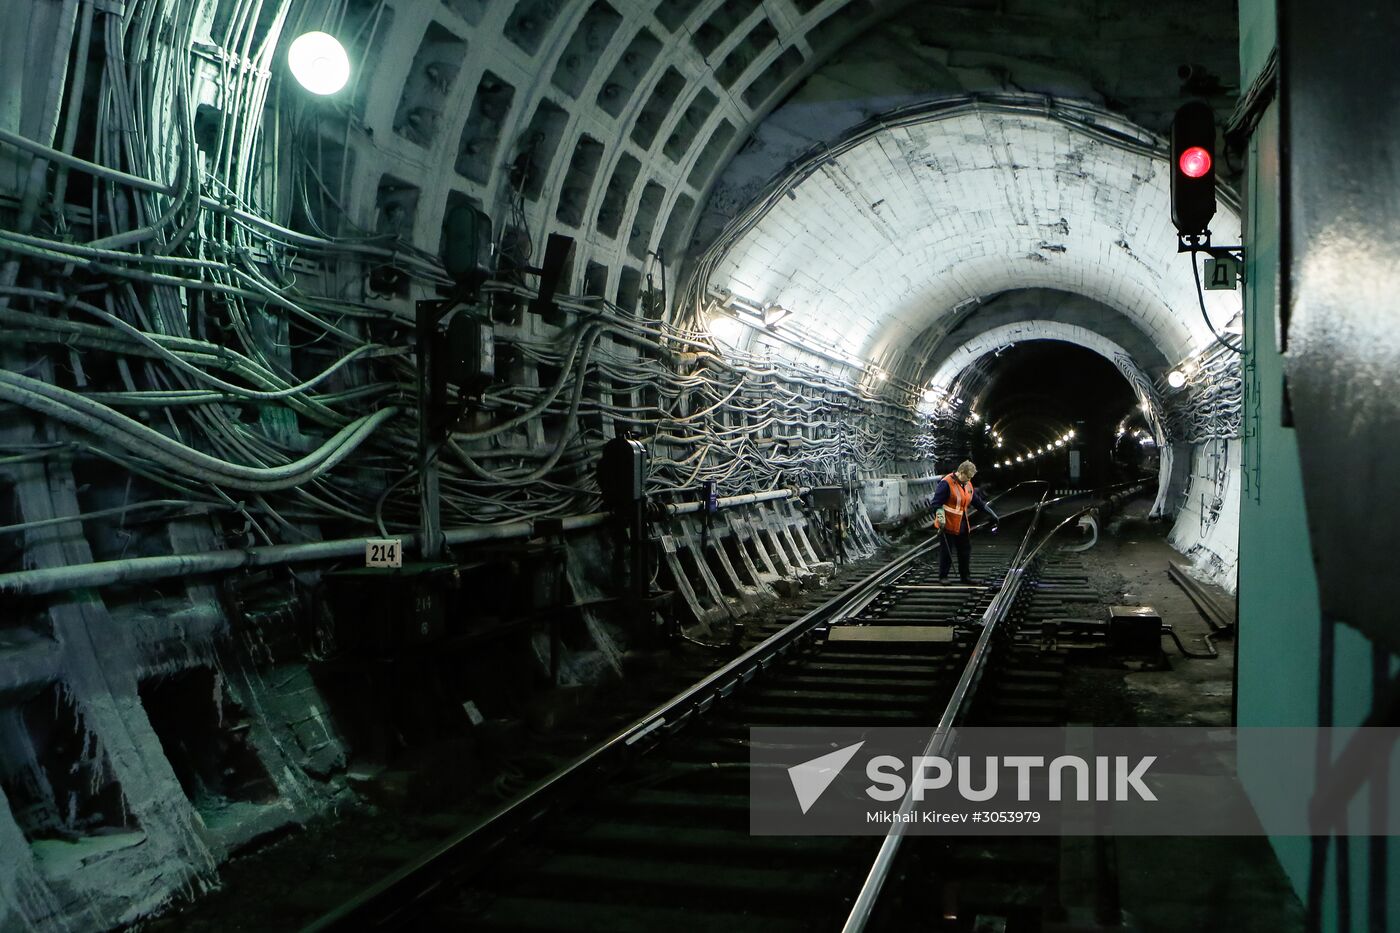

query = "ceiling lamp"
(708, 313), (745, 346)
(762, 304), (791, 328)
(288, 31), (351, 95)
(1167, 369), (1187, 389)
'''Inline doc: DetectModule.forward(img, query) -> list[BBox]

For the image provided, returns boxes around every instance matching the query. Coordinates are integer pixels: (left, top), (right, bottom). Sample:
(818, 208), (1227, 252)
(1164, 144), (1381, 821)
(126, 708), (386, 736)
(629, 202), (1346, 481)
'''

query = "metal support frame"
(1176, 230), (1246, 264)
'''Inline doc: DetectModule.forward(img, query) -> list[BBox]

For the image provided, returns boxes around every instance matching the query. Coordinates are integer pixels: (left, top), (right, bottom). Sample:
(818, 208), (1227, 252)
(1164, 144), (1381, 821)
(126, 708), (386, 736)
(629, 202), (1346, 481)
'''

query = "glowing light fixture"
(288, 31), (351, 95)
(1166, 369), (1187, 389)
(708, 313), (745, 346)
(762, 304), (791, 328)
(1178, 145), (1212, 179)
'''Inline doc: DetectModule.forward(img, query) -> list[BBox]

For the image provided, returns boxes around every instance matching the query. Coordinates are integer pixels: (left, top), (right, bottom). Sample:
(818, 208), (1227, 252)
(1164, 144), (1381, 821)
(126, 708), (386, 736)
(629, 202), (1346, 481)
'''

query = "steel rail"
(304, 482), (1143, 931)
(304, 531), (942, 931)
(839, 498), (1116, 933)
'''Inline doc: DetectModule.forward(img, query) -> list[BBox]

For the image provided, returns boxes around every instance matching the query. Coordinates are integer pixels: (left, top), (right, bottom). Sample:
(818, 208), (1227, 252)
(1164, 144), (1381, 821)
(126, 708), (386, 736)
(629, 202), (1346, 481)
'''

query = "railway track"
(305, 485), (1141, 933)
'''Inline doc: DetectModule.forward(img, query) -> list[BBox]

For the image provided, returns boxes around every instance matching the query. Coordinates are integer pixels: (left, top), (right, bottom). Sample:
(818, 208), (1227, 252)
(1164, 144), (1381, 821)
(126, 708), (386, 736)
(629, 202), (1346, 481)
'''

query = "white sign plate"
(364, 538), (403, 568)
(1204, 255), (1239, 291)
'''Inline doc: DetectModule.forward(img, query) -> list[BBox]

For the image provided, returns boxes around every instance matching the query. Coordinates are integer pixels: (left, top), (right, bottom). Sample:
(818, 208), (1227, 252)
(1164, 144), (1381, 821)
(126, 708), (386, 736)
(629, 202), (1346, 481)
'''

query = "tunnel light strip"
(992, 430), (1075, 468)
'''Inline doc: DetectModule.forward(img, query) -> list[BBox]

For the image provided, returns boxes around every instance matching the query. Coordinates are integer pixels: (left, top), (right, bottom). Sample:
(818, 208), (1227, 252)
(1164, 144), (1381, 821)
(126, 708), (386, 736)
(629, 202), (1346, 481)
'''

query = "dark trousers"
(939, 530), (972, 581)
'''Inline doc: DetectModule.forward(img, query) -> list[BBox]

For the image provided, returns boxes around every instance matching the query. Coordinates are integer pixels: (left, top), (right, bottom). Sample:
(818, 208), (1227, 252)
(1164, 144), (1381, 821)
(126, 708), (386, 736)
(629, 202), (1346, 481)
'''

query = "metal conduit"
(0, 487), (807, 597)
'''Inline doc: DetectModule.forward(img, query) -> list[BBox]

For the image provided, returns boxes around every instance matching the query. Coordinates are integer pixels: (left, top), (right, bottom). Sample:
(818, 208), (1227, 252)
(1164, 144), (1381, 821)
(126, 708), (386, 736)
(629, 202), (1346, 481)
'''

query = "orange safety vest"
(940, 473), (974, 535)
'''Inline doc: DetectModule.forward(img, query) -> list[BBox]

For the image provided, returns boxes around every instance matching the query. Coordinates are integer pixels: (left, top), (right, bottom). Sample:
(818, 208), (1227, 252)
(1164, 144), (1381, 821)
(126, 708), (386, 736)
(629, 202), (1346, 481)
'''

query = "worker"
(931, 460), (999, 585)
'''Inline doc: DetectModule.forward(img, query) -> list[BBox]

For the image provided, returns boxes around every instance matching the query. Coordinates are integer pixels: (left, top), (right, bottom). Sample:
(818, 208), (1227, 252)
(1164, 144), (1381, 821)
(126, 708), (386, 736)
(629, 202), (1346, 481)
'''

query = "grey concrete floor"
(1075, 501), (1304, 933)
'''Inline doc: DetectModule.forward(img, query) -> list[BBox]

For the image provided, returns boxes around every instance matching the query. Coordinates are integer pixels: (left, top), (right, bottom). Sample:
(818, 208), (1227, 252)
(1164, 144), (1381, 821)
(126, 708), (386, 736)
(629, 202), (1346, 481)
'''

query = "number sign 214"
(365, 538), (403, 568)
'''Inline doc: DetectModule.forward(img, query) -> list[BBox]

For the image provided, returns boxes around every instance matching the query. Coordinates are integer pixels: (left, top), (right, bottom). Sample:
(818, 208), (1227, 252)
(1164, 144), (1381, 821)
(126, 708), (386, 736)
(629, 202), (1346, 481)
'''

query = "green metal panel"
(1239, 0), (1276, 87)
(1236, 7), (1400, 923)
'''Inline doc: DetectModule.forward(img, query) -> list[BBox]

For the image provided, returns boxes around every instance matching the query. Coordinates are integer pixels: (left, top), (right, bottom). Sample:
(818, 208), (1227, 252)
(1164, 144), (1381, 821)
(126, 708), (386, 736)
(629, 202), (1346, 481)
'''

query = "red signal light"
(1178, 146), (1211, 179)
(1170, 102), (1216, 236)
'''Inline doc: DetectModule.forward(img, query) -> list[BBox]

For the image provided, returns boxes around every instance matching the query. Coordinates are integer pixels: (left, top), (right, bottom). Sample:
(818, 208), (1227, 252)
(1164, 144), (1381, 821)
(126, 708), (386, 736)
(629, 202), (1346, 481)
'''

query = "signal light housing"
(1170, 102), (1217, 238)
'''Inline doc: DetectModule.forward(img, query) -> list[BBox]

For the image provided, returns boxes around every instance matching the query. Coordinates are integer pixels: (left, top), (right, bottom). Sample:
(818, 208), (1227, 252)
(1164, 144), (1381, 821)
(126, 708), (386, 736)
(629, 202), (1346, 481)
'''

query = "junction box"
(1108, 605), (1164, 657)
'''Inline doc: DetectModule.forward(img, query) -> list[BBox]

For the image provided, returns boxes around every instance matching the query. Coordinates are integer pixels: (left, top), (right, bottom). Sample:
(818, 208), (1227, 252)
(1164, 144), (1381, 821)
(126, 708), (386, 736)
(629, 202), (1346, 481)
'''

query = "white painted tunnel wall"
(706, 110), (1244, 376)
(1169, 438), (1242, 593)
(702, 107), (1243, 586)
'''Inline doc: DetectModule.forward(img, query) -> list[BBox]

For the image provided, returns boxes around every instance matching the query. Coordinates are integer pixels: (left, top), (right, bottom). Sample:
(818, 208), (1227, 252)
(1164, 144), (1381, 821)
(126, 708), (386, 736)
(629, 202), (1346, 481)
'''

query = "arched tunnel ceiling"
(691, 0), (1240, 245)
(700, 104), (1243, 377)
(917, 288), (1172, 385)
(928, 320), (1149, 392)
(237, 0), (1240, 329)
(312, 0), (911, 310)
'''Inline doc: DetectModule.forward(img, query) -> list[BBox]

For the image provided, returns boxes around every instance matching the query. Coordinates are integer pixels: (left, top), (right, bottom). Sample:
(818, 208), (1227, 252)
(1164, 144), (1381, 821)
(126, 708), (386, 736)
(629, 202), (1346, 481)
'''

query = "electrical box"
(810, 486), (845, 509)
(444, 313), (495, 387)
(441, 202), (492, 289)
(323, 562), (458, 658)
(862, 476), (910, 523)
(598, 436), (647, 508)
(1108, 605), (1163, 657)
(702, 479), (718, 513)
(528, 233), (576, 324)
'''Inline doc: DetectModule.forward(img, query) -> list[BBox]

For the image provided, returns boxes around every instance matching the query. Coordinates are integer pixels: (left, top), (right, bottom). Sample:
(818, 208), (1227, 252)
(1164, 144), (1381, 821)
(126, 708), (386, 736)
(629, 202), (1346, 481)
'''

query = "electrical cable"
(1190, 249), (1244, 354)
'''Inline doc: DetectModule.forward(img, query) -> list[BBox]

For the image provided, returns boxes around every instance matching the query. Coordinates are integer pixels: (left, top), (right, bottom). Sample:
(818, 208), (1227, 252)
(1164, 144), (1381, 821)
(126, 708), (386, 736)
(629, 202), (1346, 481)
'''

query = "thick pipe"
(0, 488), (805, 597)
(665, 486), (802, 514)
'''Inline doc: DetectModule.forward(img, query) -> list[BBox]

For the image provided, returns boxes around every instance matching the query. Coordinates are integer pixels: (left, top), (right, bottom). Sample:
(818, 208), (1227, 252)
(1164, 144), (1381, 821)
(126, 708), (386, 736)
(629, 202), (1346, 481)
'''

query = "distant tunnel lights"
(288, 32), (351, 95)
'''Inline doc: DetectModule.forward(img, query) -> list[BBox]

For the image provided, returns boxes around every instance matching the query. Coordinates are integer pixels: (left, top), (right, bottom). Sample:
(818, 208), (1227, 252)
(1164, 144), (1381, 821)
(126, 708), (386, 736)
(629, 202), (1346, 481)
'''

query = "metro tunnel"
(0, 1), (1394, 931)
